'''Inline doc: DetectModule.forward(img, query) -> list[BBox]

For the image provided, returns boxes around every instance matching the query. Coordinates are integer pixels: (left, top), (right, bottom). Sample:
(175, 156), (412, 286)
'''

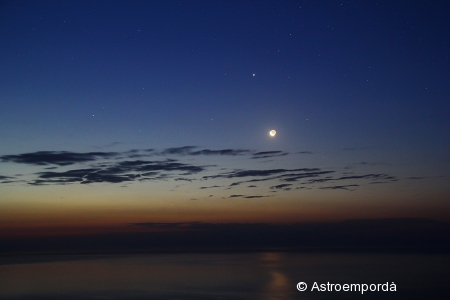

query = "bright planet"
(269, 130), (276, 137)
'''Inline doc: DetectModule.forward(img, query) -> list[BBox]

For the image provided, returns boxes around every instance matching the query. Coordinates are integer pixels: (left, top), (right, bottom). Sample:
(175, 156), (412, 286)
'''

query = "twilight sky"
(1, 0), (449, 237)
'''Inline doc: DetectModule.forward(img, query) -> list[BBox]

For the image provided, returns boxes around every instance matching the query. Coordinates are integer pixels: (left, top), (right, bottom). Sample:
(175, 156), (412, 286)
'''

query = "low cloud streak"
(0, 147), (400, 195)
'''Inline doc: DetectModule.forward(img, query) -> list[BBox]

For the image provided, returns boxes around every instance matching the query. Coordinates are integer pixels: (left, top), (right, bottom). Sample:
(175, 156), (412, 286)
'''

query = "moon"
(269, 130), (276, 137)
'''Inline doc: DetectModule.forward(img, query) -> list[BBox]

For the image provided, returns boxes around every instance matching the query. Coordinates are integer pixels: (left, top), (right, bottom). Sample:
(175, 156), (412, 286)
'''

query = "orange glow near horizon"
(2, 190), (449, 239)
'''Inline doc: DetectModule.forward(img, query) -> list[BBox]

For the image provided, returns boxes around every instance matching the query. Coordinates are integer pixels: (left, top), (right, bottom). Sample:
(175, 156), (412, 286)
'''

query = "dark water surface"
(0, 253), (448, 299)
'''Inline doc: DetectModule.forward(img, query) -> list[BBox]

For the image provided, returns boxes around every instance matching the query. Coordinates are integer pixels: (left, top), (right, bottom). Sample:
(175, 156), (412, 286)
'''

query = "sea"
(0, 252), (448, 299)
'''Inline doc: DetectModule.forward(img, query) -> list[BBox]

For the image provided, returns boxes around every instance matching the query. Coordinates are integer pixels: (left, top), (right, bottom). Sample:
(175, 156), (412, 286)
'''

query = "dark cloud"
(29, 159), (207, 185)
(280, 171), (335, 182)
(0, 174), (19, 184)
(229, 194), (268, 199)
(34, 168), (139, 185)
(174, 178), (193, 182)
(206, 169), (339, 189)
(245, 176), (282, 184)
(305, 177), (334, 183)
(126, 151), (150, 158)
(304, 173), (396, 184)
(204, 168), (321, 179)
(191, 149), (251, 156)
(270, 184), (292, 189)
(0, 147), (399, 192)
(0, 147), (277, 169)
(297, 151), (313, 154)
(82, 173), (140, 184)
(141, 172), (159, 176)
(359, 161), (390, 166)
(336, 174), (397, 182)
(116, 160), (204, 174)
(159, 147), (250, 157)
(320, 184), (359, 190)
(253, 151), (283, 156)
(252, 151), (288, 159)
(160, 146), (197, 155)
(199, 185), (222, 189)
(125, 149), (140, 154)
(0, 151), (118, 166)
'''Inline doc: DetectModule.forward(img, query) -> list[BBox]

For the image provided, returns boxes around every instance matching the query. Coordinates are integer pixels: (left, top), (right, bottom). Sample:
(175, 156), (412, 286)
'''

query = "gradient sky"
(1, 0), (449, 236)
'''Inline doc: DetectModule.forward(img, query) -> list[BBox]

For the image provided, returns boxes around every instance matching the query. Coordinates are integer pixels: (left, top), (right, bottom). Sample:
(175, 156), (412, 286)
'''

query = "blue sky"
(1, 1), (449, 234)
